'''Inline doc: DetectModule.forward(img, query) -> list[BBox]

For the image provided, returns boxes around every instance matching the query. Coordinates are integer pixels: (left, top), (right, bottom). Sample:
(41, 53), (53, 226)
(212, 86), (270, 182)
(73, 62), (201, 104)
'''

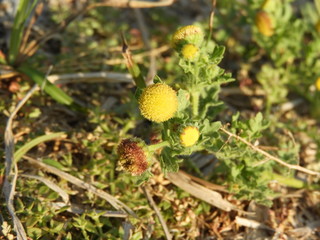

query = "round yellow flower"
(316, 77), (320, 91)
(180, 126), (200, 147)
(139, 83), (178, 123)
(172, 25), (204, 50)
(181, 44), (199, 61)
(255, 10), (274, 37)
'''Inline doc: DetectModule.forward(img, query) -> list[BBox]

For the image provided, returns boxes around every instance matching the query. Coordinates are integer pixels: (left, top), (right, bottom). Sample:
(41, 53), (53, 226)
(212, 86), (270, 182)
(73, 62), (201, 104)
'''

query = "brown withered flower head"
(117, 138), (149, 176)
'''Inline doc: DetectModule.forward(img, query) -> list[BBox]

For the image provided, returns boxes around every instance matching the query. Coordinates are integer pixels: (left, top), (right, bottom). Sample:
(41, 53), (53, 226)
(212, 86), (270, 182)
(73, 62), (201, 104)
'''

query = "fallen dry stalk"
(142, 186), (172, 240)
(220, 127), (320, 176)
(167, 171), (239, 212)
(47, 71), (133, 84)
(3, 84), (39, 240)
(23, 155), (136, 217)
(87, 0), (174, 9)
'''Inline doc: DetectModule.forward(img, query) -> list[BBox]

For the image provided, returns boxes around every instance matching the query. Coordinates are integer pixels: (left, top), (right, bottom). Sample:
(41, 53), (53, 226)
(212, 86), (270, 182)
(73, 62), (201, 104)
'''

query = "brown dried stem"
(220, 127), (320, 176)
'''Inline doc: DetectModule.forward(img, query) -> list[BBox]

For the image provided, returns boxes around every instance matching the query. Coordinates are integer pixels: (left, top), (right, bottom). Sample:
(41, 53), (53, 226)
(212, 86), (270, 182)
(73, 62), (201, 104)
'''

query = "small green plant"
(116, 24), (307, 205)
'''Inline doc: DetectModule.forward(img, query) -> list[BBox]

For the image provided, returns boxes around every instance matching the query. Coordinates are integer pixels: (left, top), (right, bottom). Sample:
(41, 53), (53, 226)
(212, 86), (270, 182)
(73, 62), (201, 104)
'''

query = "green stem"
(191, 91), (200, 117)
(129, 64), (146, 89)
(147, 141), (170, 152)
(267, 172), (319, 190)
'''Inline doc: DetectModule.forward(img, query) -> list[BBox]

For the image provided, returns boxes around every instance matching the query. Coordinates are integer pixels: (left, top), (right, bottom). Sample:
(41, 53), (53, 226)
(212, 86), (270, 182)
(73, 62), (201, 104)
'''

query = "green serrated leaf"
(177, 89), (190, 113)
(160, 148), (179, 173)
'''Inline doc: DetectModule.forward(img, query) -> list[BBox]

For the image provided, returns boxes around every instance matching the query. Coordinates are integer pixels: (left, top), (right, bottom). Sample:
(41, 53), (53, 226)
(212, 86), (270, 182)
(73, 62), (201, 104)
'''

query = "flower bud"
(261, 0), (276, 11)
(181, 44), (199, 61)
(117, 138), (149, 176)
(139, 83), (178, 123)
(316, 77), (320, 91)
(180, 126), (200, 147)
(171, 25), (204, 51)
(255, 11), (274, 37)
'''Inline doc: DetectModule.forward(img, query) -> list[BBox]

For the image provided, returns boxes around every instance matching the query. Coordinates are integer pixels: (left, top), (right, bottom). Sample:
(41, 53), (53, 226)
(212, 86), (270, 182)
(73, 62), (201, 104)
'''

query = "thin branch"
(208, 0), (217, 42)
(142, 186), (172, 240)
(87, 0), (174, 9)
(220, 127), (320, 176)
(47, 71), (133, 85)
(20, 174), (70, 203)
(3, 84), (39, 240)
(23, 155), (136, 217)
(133, 8), (156, 84)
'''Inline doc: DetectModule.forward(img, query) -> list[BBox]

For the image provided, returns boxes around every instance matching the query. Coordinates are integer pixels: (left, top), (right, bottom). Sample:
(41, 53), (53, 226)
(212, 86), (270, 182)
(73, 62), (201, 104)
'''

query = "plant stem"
(191, 91), (199, 117)
(148, 141), (170, 152)
(267, 172), (319, 190)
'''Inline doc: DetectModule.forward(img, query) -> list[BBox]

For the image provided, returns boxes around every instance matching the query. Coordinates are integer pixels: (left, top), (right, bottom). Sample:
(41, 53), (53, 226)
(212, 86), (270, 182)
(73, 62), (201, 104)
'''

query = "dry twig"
(235, 216), (275, 232)
(3, 84), (39, 240)
(142, 186), (172, 240)
(23, 155), (136, 217)
(208, 0), (217, 41)
(87, 0), (174, 9)
(20, 174), (70, 203)
(167, 171), (240, 212)
(47, 71), (133, 84)
(220, 127), (320, 176)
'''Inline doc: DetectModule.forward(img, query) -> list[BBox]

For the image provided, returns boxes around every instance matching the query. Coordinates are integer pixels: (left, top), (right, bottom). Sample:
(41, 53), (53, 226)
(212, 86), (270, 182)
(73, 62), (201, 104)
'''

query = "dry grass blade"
(167, 171), (239, 212)
(287, 220), (320, 238)
(122, 221), (134, 240)
(142, 186), (172, 240)
(105, 45), (170, 65)
(88, 0), (174, 9)
(20, 174), (70, 203)
(208, 0), (217, 41)
(182, 170), (229, 193)
(220, 127), (320, 176)
(3, 84), (39, 240)
(21, 4), (90, 62)
(23, 155), (136, 217)
(235, 216), (275, 231)
(19, 2), (44, 59)
(47, 71), (133, 84)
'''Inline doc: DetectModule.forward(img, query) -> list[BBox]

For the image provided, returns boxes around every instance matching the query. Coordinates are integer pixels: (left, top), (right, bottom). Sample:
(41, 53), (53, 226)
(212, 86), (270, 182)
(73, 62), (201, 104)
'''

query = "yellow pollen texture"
(181, 44), (199, 60)
(180, 126), (200, 147)
(139, 83), (178, 123)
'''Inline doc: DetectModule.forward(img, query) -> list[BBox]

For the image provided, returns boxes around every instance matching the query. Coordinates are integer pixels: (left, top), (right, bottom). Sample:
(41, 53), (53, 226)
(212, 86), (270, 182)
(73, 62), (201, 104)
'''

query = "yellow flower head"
(172, 25), (204, 51)
(181, 44), (199, 61)
(255, 10), (274, 37)
(180, 126), (200, 147)
(139, 83), (178, 123)
(316, 77), (320, 91)
(117, 138), (149, 176)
